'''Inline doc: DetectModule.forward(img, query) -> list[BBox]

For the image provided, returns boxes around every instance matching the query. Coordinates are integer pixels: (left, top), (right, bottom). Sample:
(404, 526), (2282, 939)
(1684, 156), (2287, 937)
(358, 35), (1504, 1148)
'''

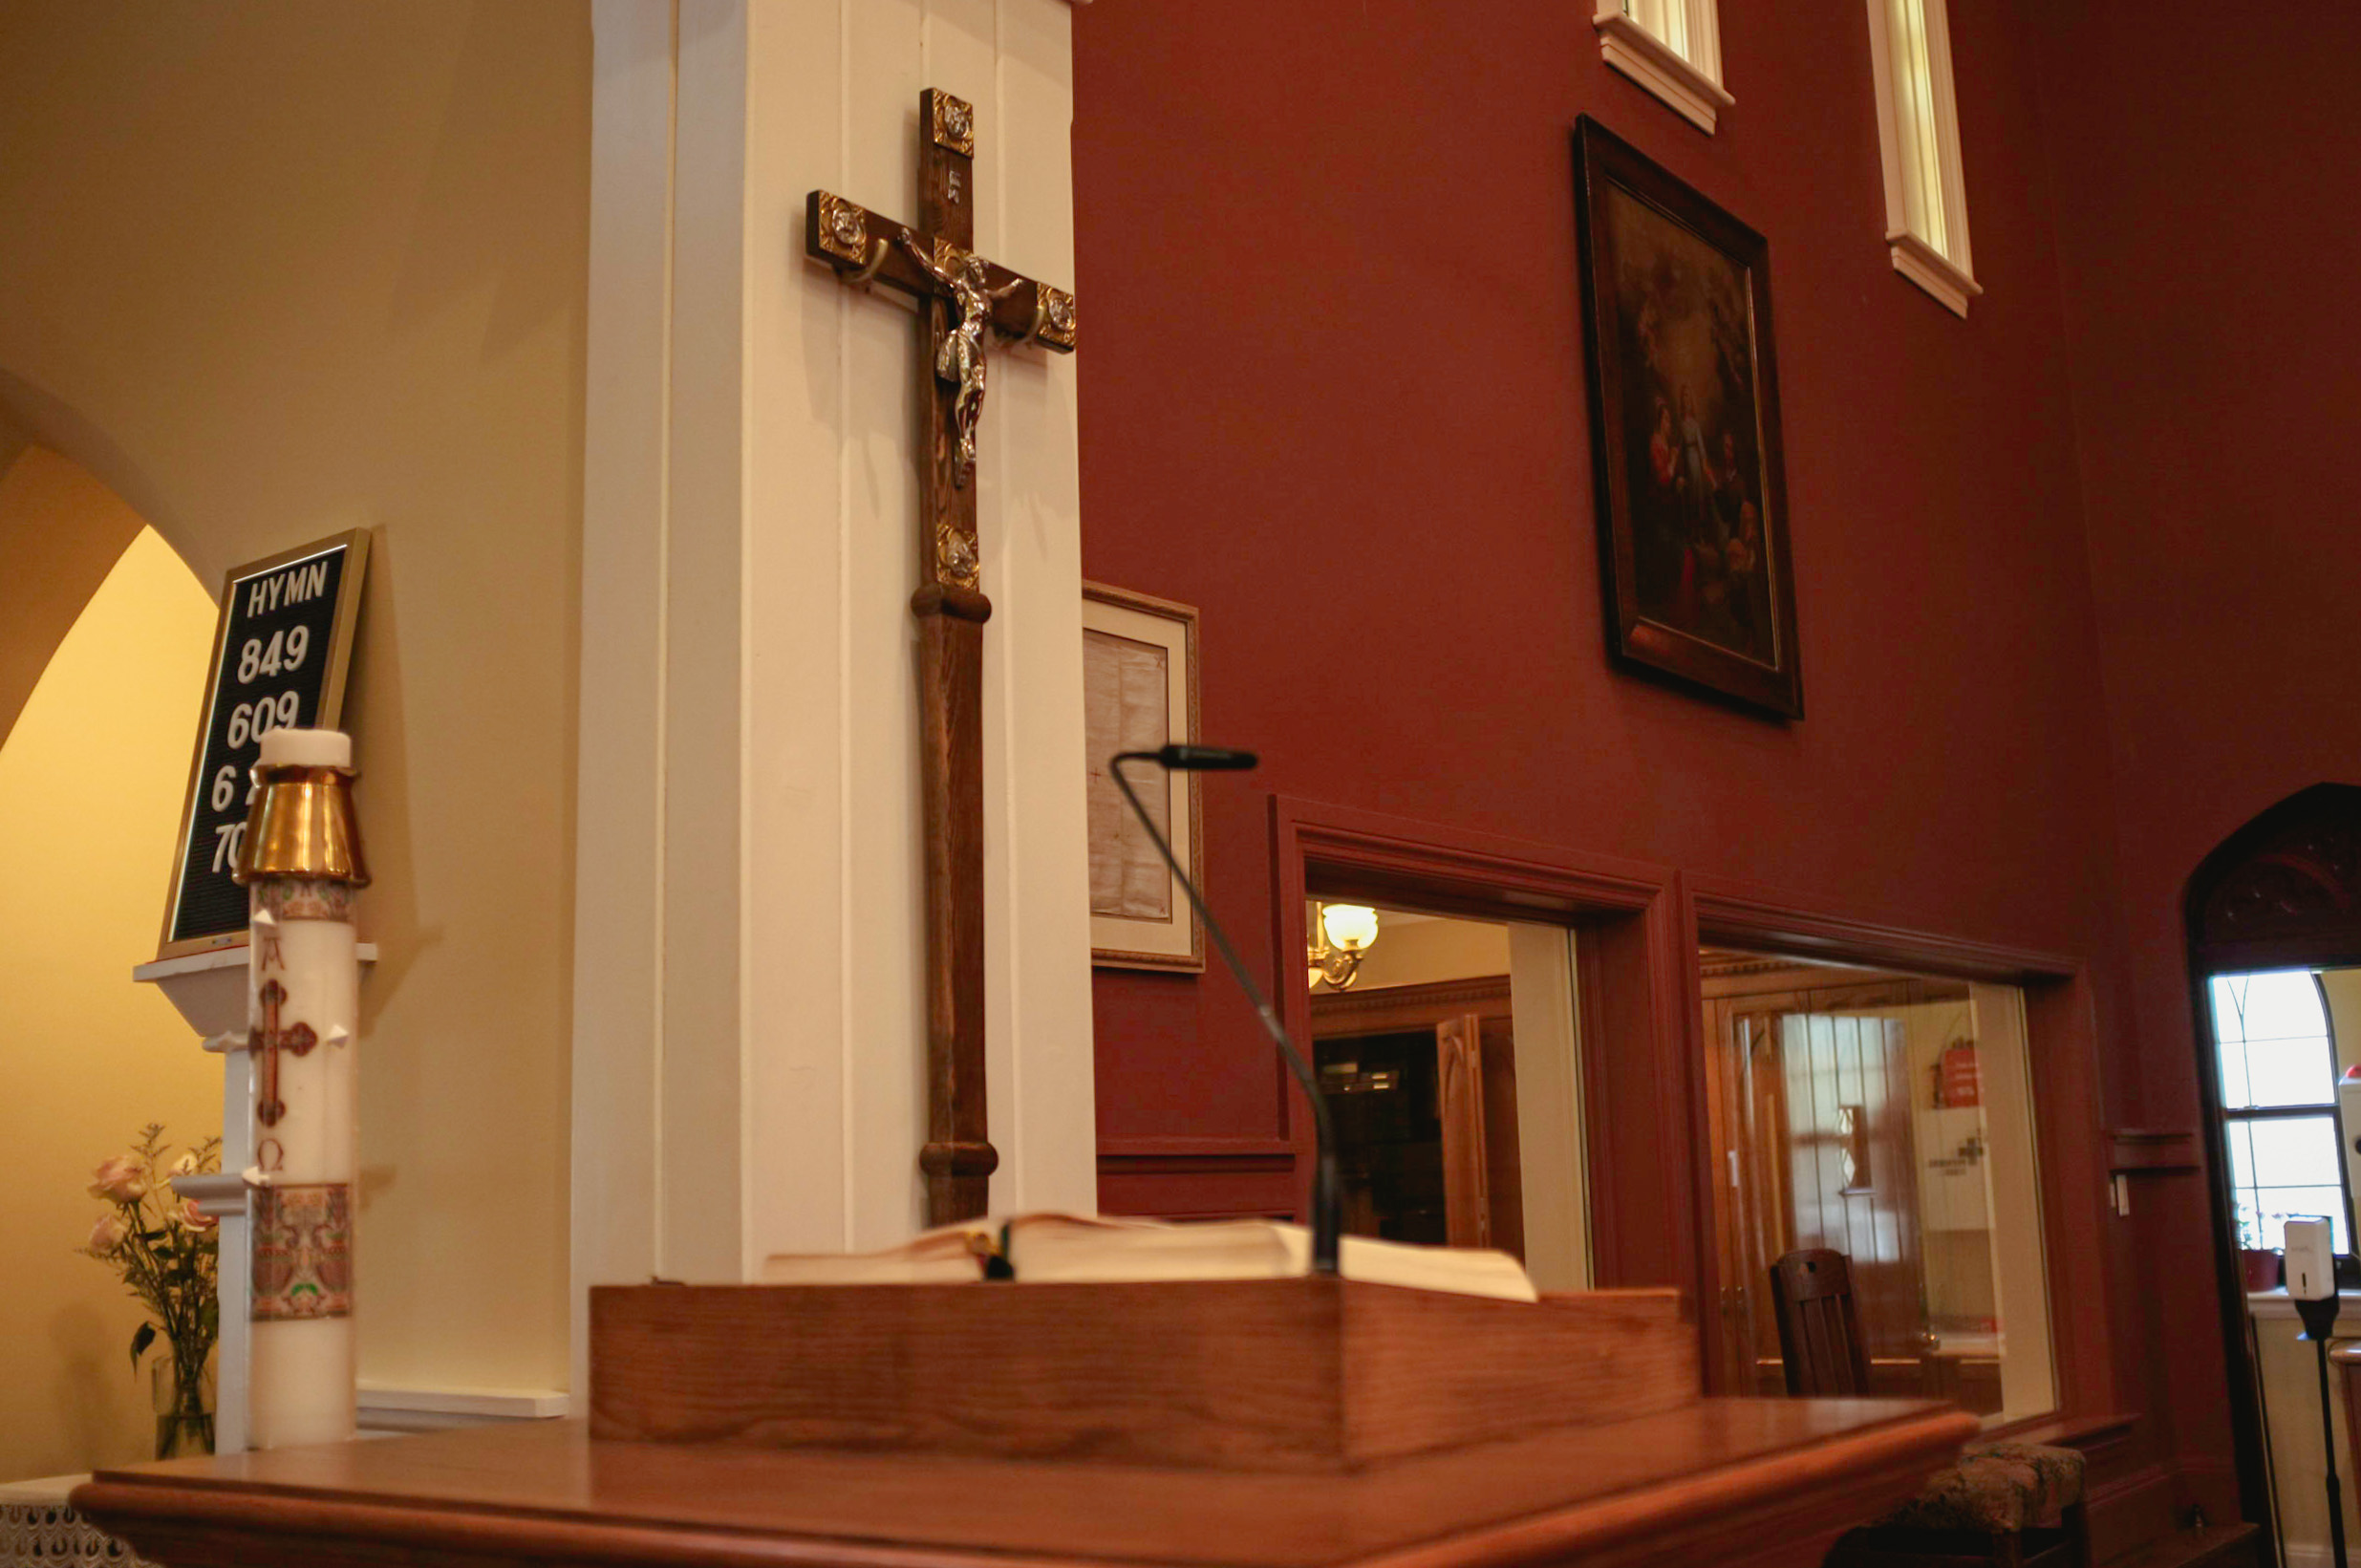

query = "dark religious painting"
(1573, 117), (1802, 718)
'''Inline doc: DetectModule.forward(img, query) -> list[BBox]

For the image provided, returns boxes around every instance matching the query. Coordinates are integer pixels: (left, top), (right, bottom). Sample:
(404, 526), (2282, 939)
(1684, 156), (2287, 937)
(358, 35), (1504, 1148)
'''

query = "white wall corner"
(740, 0), (1099, 1264)
(1592, 10), (1733, 136)
(579, 0), (1099, 1369)
(573, 0), (741, 1407)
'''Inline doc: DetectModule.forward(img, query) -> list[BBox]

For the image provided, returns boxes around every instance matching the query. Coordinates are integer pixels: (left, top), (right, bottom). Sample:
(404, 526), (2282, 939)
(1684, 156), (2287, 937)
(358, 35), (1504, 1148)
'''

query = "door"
(1436, 1013), (1491, 1248)
(1706, 1002), (1801, 1394)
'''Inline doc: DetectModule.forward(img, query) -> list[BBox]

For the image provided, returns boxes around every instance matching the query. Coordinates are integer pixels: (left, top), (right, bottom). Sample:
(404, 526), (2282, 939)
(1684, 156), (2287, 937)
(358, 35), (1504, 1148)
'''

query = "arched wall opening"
(0, 0), (592, 1430)
(0, 436), (148, 747)
(0, 440), (220, 1479)
(2184, 783), (2361, 1557)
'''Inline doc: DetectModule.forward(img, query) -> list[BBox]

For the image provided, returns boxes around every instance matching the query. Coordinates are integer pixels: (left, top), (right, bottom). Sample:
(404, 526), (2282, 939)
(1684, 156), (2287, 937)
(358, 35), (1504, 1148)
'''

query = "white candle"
(240, 726), (365, 1450)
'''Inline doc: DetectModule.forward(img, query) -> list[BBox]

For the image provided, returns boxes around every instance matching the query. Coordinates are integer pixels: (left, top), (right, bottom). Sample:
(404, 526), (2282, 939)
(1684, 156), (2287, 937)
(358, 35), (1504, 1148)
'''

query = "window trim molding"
(2208, 970), (2353, 1254)
(1593, 6), (1734, 136)
(1268, 795), (1685, 1304)
(1864, 0), (1980, 316)
(1683, 870), (2117, 1425)
(1889, 228), (1983, 318)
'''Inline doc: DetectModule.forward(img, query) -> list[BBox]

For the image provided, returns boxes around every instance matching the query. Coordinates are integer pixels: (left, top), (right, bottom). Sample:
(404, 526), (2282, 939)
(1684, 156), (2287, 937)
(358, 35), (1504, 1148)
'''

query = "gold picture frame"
(1084, 583), (1203, 973)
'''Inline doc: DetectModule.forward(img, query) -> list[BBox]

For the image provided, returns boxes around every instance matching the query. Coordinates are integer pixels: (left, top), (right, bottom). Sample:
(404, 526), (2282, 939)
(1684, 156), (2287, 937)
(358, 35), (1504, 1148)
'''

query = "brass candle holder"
(233, 762), (370, 887)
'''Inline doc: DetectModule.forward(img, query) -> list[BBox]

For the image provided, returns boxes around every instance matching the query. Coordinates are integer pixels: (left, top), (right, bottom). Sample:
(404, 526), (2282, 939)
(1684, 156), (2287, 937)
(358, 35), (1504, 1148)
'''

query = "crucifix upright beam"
(806, 90), (1078, 1227)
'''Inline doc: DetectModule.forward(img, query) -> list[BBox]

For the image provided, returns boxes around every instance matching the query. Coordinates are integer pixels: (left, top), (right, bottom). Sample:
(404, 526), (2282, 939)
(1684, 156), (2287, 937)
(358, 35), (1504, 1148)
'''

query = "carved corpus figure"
(902, 234), (1025, 487)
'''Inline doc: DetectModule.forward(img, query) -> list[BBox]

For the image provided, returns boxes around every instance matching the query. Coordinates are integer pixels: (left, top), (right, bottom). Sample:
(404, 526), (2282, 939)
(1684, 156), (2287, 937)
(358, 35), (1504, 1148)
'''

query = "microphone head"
(1158, 744), (1258, 771)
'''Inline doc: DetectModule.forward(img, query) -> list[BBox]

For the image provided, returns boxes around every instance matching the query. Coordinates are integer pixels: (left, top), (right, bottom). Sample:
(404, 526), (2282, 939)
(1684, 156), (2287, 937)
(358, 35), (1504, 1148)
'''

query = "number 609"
(226, 690), (300, 748)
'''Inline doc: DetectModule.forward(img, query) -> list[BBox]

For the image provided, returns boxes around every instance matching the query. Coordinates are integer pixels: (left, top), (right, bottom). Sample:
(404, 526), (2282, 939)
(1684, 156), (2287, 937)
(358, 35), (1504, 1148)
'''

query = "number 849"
(236, 626), (310, 682)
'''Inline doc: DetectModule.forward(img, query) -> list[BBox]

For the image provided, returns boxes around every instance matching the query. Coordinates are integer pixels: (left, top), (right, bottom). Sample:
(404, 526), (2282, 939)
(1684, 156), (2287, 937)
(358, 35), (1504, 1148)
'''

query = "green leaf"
(129, 1321), (156, 1372)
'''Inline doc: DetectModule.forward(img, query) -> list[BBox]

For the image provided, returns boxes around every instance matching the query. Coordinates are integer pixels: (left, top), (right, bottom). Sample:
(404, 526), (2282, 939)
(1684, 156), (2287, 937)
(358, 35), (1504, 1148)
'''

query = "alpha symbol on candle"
(251, 978), (318, 1128)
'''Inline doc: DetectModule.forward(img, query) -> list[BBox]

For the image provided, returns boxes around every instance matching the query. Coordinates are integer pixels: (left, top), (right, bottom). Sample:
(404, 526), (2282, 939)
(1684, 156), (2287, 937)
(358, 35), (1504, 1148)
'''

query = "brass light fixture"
(1307, 902), (1381, 991)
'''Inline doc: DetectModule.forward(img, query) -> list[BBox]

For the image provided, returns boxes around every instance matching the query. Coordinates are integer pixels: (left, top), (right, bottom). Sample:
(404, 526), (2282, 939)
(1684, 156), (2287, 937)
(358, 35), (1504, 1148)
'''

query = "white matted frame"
(1866, 0), (1982, 316)
(1593, 1), (1732, 136)
(1083, 583), (1203, 973)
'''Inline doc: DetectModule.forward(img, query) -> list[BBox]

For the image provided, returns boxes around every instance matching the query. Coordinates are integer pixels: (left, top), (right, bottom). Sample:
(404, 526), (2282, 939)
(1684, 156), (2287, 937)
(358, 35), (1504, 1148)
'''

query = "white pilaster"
(573, 0), (1097, 1394)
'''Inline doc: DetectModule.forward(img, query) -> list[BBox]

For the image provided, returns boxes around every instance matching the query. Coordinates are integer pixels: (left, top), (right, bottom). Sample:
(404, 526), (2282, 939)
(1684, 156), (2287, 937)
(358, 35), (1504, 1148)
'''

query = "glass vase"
(151, 1347), (216, 1459)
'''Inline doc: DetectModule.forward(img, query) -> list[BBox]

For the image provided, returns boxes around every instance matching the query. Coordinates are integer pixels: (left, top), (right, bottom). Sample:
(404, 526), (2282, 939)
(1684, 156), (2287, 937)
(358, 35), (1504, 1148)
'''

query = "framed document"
(1083, 584), (1202, 972)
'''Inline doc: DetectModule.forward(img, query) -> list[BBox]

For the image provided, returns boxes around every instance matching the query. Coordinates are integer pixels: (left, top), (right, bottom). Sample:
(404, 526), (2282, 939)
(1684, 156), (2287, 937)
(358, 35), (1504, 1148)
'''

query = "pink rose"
(88, 1213), (127, 1253)
(88, 1154), (147, 1203)
(177, 1199), (216, 1231)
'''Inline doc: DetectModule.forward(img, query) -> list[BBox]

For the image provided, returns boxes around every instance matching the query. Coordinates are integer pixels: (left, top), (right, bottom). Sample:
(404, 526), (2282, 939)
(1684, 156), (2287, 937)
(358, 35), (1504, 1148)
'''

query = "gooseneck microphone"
(1110, 746), (1343, 1276)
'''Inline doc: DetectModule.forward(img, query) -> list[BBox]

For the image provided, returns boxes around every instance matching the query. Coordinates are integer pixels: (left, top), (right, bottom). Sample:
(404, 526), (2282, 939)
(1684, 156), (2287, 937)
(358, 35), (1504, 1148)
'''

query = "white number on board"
(225, 690), (302, 748)
(209, 821), (247, 873)
(234, 626), (312, 684)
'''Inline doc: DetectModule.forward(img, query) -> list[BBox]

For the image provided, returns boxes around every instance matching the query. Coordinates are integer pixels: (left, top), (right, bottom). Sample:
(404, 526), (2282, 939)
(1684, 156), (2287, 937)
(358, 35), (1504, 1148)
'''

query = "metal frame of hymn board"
(156, 530), (370, 959)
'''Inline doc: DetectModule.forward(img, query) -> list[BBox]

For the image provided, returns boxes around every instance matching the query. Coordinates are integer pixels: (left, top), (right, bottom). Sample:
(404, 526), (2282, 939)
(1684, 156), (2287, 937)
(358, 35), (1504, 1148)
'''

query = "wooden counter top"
(75, 1399), (1975, 1568)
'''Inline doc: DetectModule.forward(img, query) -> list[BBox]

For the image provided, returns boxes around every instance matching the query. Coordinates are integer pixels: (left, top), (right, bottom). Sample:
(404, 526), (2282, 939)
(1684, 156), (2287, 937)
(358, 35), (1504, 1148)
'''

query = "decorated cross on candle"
(250, 977), (317, 1129)
(805, 89), (1077, 1226)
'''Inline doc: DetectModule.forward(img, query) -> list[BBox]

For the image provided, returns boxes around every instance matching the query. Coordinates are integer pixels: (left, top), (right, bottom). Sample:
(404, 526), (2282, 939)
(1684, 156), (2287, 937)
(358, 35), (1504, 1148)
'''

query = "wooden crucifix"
(805, 89), (1078, 1226)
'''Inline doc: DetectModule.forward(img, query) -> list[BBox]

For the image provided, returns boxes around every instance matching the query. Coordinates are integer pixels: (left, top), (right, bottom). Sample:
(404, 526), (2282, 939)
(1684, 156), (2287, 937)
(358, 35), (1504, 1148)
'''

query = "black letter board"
(157, 531), (370, 956)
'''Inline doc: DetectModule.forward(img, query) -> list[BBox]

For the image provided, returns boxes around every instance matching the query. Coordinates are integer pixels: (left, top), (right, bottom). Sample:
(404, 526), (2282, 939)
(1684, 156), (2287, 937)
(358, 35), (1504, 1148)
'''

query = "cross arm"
(805, 190), (1077, 352)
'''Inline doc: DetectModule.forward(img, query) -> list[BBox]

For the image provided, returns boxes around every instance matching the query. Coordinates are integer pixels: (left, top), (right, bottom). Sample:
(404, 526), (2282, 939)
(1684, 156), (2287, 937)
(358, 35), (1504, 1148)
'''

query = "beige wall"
(1320, 910), (1513, 992)
(2254, 1308), (2361, 1562)
(0, 0), (590, 1397)
(2323, 969), (2361, 1078)
(0, 448), (142, 747)
(0, 527), (221, 1480)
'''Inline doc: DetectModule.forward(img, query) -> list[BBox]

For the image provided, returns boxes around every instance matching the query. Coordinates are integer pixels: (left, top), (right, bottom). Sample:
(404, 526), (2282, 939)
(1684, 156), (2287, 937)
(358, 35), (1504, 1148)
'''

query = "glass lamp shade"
(1320, 903), (1380, 954)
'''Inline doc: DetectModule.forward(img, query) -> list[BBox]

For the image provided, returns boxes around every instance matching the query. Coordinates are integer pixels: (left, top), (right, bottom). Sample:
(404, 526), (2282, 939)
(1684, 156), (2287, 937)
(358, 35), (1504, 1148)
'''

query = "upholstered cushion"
(1873, 1442), (2087, 1535)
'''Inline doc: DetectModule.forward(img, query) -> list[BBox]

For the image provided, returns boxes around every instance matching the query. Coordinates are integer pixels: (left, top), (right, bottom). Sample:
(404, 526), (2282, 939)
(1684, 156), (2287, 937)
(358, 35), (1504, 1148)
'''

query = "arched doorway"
(0, 441), (148, 749)
(0, 439), (220, 1479)
(2186, 784), (2361, 1552)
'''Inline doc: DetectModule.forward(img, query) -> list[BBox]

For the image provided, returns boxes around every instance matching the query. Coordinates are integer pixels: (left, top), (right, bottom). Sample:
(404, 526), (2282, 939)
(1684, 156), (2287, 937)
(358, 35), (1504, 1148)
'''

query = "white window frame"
(1865, 0), (1982, 315)
(1593, 2), (1733, 136)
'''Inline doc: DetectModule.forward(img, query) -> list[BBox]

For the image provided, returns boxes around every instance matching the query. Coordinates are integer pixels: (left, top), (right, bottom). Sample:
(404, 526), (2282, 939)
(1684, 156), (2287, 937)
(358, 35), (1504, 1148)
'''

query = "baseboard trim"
(355, 1383), (569, 1433)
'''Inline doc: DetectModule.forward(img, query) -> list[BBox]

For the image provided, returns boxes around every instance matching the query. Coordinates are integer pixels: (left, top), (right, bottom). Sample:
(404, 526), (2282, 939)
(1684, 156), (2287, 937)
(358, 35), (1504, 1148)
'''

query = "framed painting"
(1083, 583), (1204, 972)
(1573, 116), (1803, 719)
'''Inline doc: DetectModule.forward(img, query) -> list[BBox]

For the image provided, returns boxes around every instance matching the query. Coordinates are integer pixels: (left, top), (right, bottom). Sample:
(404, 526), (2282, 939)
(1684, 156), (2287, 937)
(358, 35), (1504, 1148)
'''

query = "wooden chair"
(1768, 1250), (2092, 1568)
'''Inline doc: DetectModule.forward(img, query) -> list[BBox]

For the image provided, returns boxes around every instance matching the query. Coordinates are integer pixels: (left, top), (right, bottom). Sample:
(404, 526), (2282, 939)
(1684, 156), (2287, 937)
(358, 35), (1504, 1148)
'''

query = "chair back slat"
(1769, 1248), (1872, 1397)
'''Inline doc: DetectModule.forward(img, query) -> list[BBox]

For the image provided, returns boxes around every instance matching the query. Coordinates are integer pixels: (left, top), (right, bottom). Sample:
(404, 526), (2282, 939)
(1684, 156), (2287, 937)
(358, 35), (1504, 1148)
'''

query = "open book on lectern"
(761, 1212), (1539, 1301)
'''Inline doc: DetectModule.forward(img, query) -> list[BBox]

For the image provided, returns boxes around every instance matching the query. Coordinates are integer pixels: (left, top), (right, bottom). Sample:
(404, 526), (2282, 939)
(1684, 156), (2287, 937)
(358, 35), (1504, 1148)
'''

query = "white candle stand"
(132, 940), (378, 1455)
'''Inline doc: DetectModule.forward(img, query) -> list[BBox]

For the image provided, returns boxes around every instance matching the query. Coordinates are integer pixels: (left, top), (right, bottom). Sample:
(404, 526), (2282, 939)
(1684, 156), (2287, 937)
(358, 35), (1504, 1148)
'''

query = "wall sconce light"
(1307, 902), (1381, 991)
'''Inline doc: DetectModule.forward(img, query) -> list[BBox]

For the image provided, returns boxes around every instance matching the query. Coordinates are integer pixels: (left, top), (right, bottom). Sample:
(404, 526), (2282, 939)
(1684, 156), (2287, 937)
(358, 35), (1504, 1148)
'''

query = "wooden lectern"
(75, 1278), (1976, 1568)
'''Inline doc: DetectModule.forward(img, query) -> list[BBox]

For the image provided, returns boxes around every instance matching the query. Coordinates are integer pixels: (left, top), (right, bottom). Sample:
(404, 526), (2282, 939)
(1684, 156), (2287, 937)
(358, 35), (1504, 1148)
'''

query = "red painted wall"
(1069, 0), (2343, 1511)
(2033, 0), (2361, 1497)
(1076, 6), (2123, 1185)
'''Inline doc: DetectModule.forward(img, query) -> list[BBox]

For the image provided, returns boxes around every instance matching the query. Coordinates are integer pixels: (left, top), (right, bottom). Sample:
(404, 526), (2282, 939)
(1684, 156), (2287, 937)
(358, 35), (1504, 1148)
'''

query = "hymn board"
(159, 532), (369, 958)
(806, 90), (1078, 1225)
